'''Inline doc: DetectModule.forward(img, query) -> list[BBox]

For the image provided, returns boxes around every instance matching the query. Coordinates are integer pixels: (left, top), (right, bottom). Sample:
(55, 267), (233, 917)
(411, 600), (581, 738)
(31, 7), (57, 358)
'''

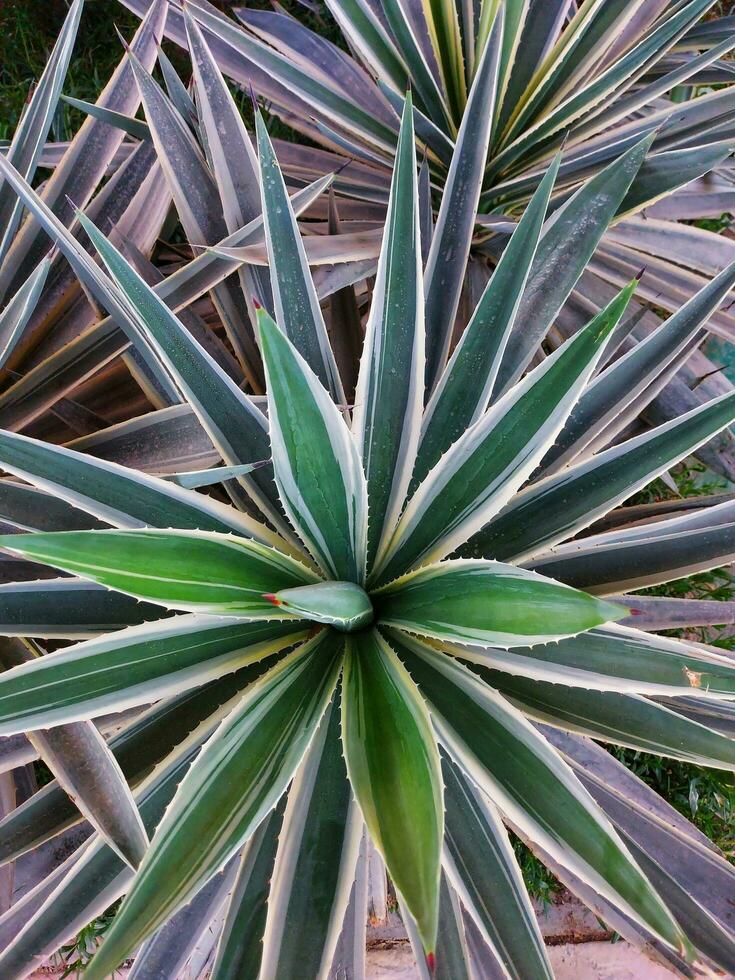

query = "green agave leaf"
(376, 559), (625, 646)
(77, 212), (288, 533)
(0, 428), (277, 545)
(490, 133), (652, 393)
(0, 0), (83, 264)
(85, 631), (343, 980)
(0, 478), (103, 533)
(442, 754), (552, 980)
(415, 151), (558, 485)
(59, 95), (152, 140)
(619, 143), (733, 218)
(423, 0), (467, 120)
(352, 95), (424, 568)
(542, 257), (735, 474)
(0, 528), (318, 614)
(0, 579), (161, 640)
(436, 621), (735, 697)
(0, 174), (331, 434)
(487, 669), (735, 771)
(424, 8), (503, 389)
(376, 284), (632, 582)
(211, 803), (284, 980)
(400, 872), (473, 980)
(342, 628), (442, 958)
(499, 0), (641, 149)
(266, 582), (373, 632)
(530, 500), (735, 595)
(397, 635), (690, 956)
(127, 859), (238, 980)
(255, 112), (343, 401)
(0, 699), (219, 978)
(0, 259), (51, 371)
(0, 154), (182, 411)
(126, 47), (261, 382)
(0, 673), (251, 867)
(468, 389), (735, 563)
(492, 0), (715, 175)
(0, 616), (305, 735)
(260, 699), (362, 980)
(257, 307), (368, 582)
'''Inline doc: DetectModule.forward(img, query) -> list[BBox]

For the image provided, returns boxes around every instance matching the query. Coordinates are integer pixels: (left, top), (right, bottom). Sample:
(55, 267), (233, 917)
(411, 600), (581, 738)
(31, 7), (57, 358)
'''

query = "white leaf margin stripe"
(400, 636), (687, 953)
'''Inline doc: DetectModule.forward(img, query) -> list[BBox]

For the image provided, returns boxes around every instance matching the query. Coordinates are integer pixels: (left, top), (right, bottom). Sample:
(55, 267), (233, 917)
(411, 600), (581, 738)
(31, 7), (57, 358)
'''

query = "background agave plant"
(1, 84), (735, 978)
(115, 0), (735, 398)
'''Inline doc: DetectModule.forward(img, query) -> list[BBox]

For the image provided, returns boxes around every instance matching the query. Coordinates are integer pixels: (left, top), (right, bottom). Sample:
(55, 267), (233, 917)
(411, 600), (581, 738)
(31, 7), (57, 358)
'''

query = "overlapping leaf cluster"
(1, 2), (735, 979)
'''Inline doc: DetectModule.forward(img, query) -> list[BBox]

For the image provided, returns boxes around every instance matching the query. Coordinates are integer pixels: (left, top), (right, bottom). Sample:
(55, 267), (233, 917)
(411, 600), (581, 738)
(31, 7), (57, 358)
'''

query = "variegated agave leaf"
(3, 43), (735, 980)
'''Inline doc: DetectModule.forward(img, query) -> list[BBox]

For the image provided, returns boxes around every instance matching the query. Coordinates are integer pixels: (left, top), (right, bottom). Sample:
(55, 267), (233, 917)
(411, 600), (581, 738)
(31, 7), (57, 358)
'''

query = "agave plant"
(116, 0), (735, 390)
(2, 85), (735, 978)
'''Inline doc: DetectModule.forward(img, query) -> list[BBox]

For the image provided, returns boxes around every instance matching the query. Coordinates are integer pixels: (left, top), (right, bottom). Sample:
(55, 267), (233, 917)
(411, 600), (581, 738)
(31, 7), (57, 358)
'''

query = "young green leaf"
(257, 307), (368, 582)
(376, 560), (626, 647)
(342, 629), (443, 958)
(265, 582), (374, 632)
(0, 528), (318, 615)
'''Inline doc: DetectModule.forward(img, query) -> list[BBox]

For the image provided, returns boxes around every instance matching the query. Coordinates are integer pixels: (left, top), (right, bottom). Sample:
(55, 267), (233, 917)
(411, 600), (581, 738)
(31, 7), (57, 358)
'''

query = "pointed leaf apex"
(263, 593), (282, 606)
(426, 951), (436, 975)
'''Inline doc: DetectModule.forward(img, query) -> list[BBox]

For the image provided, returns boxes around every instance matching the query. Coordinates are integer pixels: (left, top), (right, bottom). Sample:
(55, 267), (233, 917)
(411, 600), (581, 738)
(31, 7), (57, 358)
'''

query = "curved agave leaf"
(352, 95), (424, 568)
(342, 628), (443, 958)
(0, 528), (318, 614)
(258, 307), (368, 583)
(210, 802), (284, 980)
(377, 560), (625, 646)
(434, 622), (735, 698)
(84, 631), (342, 980)
(488, 670), (735, 770)
(397, 635), (690, 956)
(260, 699), (362, 979)
(424, 7), (503, 388)
(0, 616), (305, 734)
(0, 428), (276, 544)
(442, 754), (553, 980)
(376, 288), (629, 582)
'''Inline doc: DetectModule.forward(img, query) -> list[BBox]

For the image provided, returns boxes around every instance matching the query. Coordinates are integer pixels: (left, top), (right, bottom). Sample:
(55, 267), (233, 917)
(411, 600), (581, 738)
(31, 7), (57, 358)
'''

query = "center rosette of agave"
(263, 581), (374, 633)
